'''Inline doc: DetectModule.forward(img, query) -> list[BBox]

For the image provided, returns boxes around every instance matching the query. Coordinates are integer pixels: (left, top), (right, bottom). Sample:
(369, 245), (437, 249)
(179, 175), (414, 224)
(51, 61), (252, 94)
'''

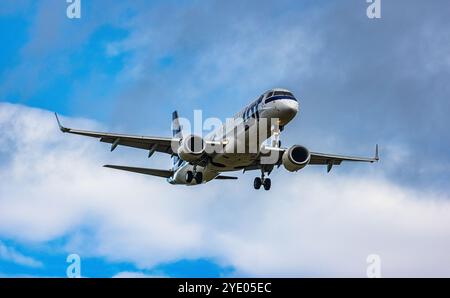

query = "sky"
(0, 0), (449, 277)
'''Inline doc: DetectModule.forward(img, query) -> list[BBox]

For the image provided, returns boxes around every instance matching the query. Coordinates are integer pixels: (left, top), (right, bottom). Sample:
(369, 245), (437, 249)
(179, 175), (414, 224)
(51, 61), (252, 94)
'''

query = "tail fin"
(171, 111), (183, 170)
(172, 111), (183, 138)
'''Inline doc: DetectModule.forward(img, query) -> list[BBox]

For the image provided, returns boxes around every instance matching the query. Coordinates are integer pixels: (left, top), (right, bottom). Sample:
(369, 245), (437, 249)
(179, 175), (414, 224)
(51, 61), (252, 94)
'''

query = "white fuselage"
(168, 89), (299, 185)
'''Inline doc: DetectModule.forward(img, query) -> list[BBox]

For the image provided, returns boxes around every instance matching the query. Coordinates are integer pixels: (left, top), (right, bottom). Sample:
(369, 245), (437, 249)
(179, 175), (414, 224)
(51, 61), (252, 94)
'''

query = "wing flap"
(99, 137), (174, 154)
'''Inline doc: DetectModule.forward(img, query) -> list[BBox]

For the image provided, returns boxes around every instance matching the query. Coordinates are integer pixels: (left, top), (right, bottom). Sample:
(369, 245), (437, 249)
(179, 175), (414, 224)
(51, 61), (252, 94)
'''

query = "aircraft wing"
(244, 145), (379, 173)
(309, 149), (378, 165)
(55, 113), (179, 156)
(309, 145), (379, 172)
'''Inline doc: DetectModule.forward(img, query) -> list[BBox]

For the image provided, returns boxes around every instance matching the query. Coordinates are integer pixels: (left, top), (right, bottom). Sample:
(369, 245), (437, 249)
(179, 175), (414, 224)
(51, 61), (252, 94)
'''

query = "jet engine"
(177, 135), (206, 163)
(282, 145), (311, 172)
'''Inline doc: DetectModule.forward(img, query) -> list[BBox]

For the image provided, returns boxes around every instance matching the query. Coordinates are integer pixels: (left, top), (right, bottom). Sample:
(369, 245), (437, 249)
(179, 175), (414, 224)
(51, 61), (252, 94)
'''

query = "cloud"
(94, 0), (450, 193)
(2, 0), (449, 191)
(0, 242), (42, 268)
(215, 173), (450, 277)
(0, 102), (449, 277)
(1, 0), (450, 278)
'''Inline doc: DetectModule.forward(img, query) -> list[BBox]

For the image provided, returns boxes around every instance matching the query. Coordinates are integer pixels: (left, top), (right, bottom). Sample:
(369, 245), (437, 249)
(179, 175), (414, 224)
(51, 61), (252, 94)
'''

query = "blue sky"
(0, 0), (449, 277)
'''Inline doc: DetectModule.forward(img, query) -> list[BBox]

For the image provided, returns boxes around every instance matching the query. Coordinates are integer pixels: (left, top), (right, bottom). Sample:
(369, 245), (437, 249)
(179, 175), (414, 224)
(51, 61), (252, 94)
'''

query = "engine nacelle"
(282, 145), (311, 172)
(177, 135), (206, 163)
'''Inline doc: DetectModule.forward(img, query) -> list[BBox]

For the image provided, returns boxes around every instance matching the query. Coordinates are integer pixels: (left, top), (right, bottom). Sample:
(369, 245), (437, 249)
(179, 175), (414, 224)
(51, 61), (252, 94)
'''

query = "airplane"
(55, 88), (379, 190)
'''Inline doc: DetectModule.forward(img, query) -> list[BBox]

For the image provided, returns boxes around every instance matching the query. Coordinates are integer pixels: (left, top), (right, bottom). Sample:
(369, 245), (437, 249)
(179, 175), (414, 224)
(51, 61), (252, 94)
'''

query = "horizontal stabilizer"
(104, 165), (173, 178)
(215, 175), (238, 180)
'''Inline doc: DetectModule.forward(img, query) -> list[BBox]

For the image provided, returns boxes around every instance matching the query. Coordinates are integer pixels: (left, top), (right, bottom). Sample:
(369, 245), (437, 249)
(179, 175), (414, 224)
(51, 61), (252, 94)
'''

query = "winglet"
(54, 113), (70, 133)
(375, 144), (379, 161)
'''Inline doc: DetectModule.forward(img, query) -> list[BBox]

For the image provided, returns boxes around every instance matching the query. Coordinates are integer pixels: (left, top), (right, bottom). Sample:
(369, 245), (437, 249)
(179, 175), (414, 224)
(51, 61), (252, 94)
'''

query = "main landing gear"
(254, 171), (271, 191)
(186, 169), (203, 184)
(253, 124), (279, 191)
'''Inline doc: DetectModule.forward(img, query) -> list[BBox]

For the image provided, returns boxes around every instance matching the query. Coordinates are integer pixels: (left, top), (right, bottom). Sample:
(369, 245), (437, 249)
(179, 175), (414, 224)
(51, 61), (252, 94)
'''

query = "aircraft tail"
(172, 111), (183, 138)
(171, 111), (183, 170)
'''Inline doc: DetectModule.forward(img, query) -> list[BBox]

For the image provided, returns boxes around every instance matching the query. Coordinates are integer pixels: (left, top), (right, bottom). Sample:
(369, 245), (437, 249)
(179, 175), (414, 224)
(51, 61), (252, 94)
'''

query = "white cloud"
(0, 103), (449, 277)
(0, 242), (42, 268)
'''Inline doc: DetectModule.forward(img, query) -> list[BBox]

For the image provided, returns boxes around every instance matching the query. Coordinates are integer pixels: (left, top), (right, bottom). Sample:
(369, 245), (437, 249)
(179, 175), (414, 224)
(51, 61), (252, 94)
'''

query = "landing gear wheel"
(263, 178), (271, 191)
(185, 171), (194, 183)
(195, 172), (203, 184)
(254, 177), (262, 190)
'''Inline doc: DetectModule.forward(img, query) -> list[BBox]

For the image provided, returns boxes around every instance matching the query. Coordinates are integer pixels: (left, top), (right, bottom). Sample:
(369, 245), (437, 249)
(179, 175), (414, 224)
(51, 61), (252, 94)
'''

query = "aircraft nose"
(278, 99), (298, 124)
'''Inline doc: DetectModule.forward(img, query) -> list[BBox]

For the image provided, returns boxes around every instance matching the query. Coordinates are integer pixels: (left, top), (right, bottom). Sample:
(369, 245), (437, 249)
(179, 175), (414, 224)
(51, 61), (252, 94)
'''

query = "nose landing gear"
(186, 170), (203, 184)
(186, 171), (194, 183)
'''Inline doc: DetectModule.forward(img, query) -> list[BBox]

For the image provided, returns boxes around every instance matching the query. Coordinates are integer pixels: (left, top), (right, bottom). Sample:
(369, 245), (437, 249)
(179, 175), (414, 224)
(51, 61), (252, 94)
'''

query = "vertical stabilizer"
(171, 111), (183, 170)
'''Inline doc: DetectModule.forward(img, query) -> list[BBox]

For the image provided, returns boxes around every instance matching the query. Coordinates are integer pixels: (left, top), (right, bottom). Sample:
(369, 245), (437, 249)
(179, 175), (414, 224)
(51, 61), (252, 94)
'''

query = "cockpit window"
(274, 91), (294, 97)
(264, 90), (297, 104)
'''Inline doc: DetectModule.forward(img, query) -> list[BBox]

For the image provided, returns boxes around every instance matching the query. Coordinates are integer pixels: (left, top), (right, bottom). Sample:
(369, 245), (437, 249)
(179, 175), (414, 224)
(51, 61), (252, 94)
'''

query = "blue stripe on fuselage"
(264, 95), (297, 104)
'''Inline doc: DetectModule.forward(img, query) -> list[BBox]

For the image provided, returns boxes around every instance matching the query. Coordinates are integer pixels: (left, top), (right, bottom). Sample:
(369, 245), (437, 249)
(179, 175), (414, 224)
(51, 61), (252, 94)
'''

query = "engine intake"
(177, 135), (206, 162)
(282, 145), (311, 172)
